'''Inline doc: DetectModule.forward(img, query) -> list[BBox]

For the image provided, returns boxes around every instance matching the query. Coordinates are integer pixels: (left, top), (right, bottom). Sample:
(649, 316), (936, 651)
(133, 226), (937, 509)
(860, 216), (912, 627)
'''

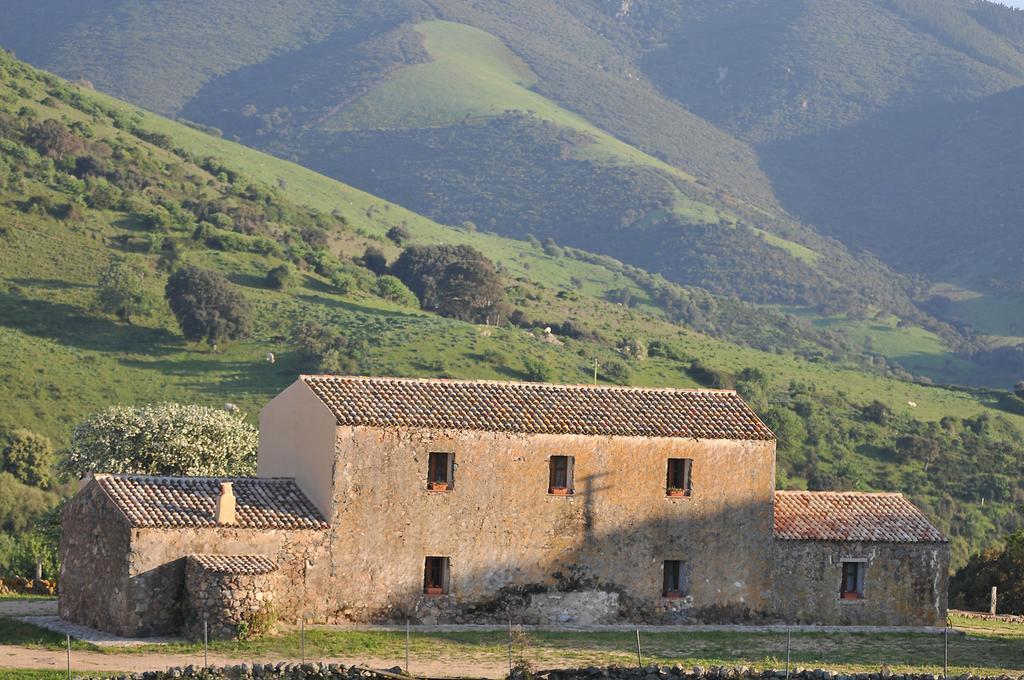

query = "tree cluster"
(391, 244), (508, 324)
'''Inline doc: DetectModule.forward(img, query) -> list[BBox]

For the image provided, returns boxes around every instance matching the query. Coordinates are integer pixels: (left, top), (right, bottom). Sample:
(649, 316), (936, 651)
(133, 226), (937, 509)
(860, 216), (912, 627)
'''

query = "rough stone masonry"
(60, 376), (950, 638)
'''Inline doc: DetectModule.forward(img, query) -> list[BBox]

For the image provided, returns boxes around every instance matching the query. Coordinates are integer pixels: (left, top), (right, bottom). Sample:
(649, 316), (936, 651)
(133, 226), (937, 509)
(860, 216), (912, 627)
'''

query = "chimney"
(215, 482), (237, 525)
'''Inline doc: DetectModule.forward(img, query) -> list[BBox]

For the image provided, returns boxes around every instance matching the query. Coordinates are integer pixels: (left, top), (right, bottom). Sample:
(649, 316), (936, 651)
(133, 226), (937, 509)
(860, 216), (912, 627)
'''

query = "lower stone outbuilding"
(59, 474), (326, 637)
(771, 491), (949, 626)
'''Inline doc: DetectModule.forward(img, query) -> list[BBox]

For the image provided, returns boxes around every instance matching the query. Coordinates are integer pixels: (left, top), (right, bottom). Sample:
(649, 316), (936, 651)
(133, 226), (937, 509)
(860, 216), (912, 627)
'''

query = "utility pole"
(593, 358), (599, 385)
(991, 586), (998, 615)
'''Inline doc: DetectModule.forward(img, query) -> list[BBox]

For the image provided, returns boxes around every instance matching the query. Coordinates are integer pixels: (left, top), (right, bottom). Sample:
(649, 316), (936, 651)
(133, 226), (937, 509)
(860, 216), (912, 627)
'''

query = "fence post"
(785, 630), (791, 680)
(66, 633), (71, 680)
(635, 628), (643, 669)
(990, 586), (998, 615)
(204, 618), (209, 668)
(943, 624), (948, 679)
(300, 617), (306, 665)
(508, 615), (514, 676)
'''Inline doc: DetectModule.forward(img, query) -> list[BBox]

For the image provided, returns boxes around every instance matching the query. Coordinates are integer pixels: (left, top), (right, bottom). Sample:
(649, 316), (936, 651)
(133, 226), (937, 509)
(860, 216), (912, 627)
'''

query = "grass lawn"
(1, 616), (1022, 675)
(0, 595), (58, 601)
(135, 628), (1023, 675)
(0, 617), (96, 651)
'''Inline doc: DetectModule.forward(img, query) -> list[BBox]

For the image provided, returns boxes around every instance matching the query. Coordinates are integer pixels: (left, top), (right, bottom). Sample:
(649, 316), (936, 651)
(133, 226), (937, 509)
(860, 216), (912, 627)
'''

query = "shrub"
(2, 430), (54, 488)
(599, 359), (632, 385)
(96, 258), (151, 323)
(861, 400), (892, 425)
(0, 473), (59, 534)
(687, 361), (734, 388)
(951, 530), (1024, 614)
(386, 225), (411, 245)
(291, 320), (357, 374)
(375, 275), (418, 307)
(266, 263), (295, 291)
(141, 206), (173, 231)
(523, 357), (553, 383)
(329, 270), (354, 295)
(361, 246), (388, 275)
(542, 237), (563, 257)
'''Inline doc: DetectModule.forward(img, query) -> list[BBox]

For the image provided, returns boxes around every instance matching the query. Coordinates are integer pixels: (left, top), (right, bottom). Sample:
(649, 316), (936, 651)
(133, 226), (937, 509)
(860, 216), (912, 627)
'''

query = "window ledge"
(665, 493), (692, 499)
(838, 597), (866, 604)
(662, 592), (687, 600)
(548, 488), (574, 496)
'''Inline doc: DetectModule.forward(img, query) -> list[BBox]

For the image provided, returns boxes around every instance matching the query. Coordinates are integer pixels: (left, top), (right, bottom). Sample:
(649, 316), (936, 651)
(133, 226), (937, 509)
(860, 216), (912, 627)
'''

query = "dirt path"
(0, 646), (509, 678)
(0, 599), (58, 617)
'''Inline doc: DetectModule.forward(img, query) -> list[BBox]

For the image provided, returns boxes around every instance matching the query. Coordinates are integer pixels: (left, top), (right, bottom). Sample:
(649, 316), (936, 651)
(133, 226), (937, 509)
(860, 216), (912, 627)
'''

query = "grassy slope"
(3, 53), (1024, 565)
(79, 76), (1021, 425)
(327, 20), (722, 226)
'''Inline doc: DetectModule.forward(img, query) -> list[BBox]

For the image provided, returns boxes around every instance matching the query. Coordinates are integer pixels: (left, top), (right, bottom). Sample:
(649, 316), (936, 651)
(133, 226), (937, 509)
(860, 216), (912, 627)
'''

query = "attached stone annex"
(59, 376), (949, 638)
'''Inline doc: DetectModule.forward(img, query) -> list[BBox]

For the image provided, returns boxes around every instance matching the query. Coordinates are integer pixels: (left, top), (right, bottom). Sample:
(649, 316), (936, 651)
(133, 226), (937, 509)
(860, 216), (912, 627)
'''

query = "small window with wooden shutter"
(427, 452), (454, 491)
(548, 455), (574, 495)
(424, 556), (449, 595)
(663, 560), (687, 598)
(840, 560), (865, 600)
(666, 459), (692, 497)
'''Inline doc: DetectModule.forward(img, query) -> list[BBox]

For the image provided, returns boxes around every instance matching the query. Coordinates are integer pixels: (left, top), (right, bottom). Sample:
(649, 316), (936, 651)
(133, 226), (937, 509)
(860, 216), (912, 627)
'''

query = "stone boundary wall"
(76, 664), (1024, 680)
(949, 608), (1024, 624)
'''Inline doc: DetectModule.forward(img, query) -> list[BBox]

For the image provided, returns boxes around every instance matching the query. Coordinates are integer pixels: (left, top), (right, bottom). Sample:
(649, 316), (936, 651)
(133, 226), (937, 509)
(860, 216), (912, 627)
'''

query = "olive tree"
(65, 403), (257, 477)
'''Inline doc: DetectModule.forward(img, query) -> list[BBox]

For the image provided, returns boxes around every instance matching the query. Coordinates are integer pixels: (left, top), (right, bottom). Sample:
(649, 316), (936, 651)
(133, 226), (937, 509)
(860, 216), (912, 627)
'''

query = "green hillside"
(1, 51), (1023, 569)
(5, 0), (1023, 375)
(619, 0), (1024, 296)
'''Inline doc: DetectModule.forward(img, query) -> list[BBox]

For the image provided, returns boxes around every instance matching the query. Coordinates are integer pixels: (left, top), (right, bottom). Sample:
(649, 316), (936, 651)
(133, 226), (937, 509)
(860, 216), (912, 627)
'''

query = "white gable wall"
(258, 379), (337, 518)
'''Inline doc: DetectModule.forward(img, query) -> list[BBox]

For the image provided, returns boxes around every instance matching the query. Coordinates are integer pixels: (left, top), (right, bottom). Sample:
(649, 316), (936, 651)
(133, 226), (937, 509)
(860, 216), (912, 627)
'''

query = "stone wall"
(770, 540), (950, 626)
(184, 557), (279, 640)
(58, 480), (133, 635)
(126, 526), (322, 636)
(292, 425), (777, 624)
(76, 664), (1024, 680)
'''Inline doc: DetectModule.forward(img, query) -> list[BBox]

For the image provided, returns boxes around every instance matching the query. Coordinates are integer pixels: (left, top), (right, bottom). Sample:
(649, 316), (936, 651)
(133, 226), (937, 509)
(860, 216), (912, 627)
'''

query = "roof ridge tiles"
(300, 374), (740, 394)
(298, 375), (774, 440)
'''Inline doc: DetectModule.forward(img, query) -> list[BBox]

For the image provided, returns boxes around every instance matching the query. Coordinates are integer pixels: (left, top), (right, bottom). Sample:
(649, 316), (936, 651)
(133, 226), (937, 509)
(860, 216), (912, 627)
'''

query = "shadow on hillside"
(226, 272), (272, 290)
(297, 292), (424, 319)
(8, 277), (91, 291)
(0, 290), (179, 355)
(118, 353), (300, 397)
(463, 352), (526, 380)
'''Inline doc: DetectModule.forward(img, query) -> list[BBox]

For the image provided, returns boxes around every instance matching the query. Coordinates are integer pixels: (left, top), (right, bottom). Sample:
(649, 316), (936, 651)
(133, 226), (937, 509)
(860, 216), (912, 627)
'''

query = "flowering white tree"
(65, 403), (257, 477)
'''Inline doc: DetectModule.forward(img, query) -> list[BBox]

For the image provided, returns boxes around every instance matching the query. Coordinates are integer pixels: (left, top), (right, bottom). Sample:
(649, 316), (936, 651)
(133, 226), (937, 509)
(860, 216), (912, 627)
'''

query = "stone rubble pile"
(74, 665), (1024, 680)
(0, 575), (57, 595)
(525, 667), (1024, 680)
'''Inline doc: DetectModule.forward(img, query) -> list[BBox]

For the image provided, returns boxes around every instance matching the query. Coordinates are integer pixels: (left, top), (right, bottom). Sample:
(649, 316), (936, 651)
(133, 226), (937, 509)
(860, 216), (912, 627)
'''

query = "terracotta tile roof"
(774, 491), (946, 543)
(189, 554), (278, 575)
(300, 375), (775, 440)
(95, 475), (328, 530)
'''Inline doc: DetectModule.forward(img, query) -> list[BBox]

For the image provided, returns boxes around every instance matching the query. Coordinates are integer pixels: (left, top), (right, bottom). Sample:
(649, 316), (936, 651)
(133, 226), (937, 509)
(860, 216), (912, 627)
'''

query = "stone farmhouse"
(60, 376), (949, 638)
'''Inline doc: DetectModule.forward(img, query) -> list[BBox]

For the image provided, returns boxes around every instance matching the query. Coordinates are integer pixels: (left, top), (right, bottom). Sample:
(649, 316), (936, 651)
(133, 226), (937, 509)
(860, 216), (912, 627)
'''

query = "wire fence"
(54, 617), (1024, 679)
